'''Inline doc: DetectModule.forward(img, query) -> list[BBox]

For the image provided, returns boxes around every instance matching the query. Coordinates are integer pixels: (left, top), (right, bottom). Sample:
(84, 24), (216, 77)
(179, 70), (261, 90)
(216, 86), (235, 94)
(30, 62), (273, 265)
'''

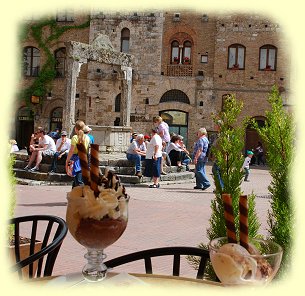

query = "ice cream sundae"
(66, 170), (129, 250)
(66, 143), (129, 281)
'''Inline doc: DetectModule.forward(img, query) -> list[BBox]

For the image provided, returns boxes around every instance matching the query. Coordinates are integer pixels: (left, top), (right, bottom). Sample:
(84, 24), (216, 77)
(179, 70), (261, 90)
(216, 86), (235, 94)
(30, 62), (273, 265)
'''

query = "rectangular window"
(121, 40), (129, 53)
(237, 47), (244, 68)
(260, 48), (267, 69)
(56, 11), (74, 22)
(228, 47), (236, 68)
(201, 55), (208, 63)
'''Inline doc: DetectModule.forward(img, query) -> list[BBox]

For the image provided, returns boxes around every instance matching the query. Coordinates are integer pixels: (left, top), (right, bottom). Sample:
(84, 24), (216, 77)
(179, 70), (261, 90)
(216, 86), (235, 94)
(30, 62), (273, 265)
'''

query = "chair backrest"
(9, 215), (68, 279)
(105, 246), (210, 279)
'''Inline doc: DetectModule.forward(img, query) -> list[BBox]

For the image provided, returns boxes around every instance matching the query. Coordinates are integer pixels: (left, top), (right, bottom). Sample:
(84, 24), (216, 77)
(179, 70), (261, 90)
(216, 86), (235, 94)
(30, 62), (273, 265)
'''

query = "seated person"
(177, 135), (191, 170)
(27, 132), (40, 155)
(9, 139), (19, 153)
(49, 131), (71, 173)
(166, 135), (183, 171)
(84, 125), (94, 144)
(126, 134), (146, 177)
(24, 128), (56, 172)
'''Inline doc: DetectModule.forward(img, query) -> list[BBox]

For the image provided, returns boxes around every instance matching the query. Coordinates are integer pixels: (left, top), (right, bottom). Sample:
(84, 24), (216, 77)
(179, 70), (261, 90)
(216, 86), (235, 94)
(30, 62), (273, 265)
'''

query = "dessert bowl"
(209, 237), (283, 286)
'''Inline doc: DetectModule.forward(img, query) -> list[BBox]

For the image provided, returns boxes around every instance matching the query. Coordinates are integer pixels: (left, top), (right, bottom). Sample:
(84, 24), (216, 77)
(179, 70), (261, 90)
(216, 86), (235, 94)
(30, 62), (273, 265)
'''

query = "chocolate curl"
(239, 195), (249, 251)
(76, 143), (90, 185)
(90, 144), (100, 197)
(222, 193), (237, 243)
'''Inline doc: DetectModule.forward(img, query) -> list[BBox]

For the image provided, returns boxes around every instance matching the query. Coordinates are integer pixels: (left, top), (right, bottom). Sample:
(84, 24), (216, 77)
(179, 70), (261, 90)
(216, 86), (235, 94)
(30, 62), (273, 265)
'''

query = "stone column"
(120, 66), (132, 126)
(63, 43), (84, 136)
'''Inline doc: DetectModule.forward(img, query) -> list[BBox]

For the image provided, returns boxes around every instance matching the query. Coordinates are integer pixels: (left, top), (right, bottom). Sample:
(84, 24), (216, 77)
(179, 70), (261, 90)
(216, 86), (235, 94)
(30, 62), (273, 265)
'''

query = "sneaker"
(48, 170), (55, 174)
(149, 183), (160, 188)
(135, 171), (142, 178)
(202, 185), (211, 191)
(24, 166), (30, 171)
(194, 186), (202, 189)
(30, 167), (39, 172)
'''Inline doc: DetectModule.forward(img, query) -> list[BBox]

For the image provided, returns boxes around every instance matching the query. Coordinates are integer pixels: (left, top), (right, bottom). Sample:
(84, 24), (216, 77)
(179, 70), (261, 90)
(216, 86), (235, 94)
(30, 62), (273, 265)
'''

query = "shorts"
(42, 149), (56, 157)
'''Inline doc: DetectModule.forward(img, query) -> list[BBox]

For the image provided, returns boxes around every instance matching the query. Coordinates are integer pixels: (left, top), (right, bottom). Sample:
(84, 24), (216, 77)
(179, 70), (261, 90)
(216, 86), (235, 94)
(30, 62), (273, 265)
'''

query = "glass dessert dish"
(66, 172), (129, 282)
(209, 237), (283, 286)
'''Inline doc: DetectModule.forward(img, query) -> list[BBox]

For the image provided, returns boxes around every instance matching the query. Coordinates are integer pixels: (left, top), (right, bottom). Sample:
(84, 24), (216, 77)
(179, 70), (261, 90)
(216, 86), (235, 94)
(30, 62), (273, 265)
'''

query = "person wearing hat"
(242, 150), (254, 182)
(48, 130), (71, 173)
(84, 125), (94, 144)
(130, 132), (138, 143)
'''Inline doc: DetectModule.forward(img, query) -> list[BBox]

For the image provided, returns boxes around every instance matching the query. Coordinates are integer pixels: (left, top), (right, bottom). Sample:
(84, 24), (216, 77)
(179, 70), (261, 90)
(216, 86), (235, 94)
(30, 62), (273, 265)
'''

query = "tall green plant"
(188, 95), (260, 278)
(252, 86), (294, 278)
(8, 153), (17, 241)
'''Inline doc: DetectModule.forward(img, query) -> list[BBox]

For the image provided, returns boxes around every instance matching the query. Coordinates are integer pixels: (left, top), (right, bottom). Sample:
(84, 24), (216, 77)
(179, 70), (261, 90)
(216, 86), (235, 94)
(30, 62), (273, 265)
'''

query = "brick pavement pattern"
(14, 165), (272, 278)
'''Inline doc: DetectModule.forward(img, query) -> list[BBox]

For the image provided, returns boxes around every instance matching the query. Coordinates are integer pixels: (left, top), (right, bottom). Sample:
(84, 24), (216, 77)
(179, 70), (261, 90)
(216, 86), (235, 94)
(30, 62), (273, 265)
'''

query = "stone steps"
(12, 151), (195, 185)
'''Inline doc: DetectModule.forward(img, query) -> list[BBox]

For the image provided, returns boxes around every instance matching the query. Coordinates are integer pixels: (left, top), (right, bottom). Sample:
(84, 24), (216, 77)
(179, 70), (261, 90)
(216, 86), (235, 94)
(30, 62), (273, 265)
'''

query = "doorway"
(159, 110), (188, 146)
(16, 107), (34, 150)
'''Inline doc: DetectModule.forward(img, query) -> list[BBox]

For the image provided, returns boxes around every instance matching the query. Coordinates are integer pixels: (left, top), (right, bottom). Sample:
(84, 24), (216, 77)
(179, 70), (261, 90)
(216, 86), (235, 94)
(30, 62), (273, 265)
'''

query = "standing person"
(153, 116), (170, 145)
(49, 131), (71, 173)
(255, 141), (265, 165)
(153, 116), (170, 175)
(192, 127), (211, 190)
(243, 150), (254, 182)
(126, 134), (146, 177)
(24, 128), (56, 172)
(144, 128), (163, 188)
(65, 120), (90, 187)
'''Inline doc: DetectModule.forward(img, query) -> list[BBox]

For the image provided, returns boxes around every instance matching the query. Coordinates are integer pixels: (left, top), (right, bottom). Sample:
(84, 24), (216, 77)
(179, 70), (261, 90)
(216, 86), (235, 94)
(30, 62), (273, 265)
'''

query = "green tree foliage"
(8, 153), (17, 240)
(18, 17), (90, 106)
(188, 95), (260, 278)
(252, 86), (295, 278)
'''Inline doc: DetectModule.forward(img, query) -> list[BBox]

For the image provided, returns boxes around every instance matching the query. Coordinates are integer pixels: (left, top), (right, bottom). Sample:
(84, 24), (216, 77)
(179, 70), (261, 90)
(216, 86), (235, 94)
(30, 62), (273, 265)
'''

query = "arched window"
(160, 89), (190, 104)
(115, 93), (121, 112)
(54, 47), (66, 77)
(171, 40), (180, 63)
(259, 45), (277, 70)
(50, 107), (63, 131)
(23, 47), (40, 77)
(121, 28), (130, 53)
(183, 41), (192, 64)
(228, 44), (245, 69)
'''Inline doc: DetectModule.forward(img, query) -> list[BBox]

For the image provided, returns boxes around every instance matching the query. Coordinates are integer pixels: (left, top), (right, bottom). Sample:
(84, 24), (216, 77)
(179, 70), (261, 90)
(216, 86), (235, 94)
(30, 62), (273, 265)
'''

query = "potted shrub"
(183, 57), (190, 64)
(173, 57), (179, 64)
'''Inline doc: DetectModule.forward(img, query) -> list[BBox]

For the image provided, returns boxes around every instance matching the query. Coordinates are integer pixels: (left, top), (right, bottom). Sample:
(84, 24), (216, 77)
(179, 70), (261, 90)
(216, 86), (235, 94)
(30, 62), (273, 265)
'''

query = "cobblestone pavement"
(14, 164), (272, 278)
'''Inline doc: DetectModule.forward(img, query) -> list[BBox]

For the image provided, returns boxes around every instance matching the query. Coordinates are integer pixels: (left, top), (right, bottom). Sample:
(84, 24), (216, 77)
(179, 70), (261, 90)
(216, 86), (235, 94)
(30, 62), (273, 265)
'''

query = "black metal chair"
(9, 215), (68, 279)
(105, 246), (210, 279)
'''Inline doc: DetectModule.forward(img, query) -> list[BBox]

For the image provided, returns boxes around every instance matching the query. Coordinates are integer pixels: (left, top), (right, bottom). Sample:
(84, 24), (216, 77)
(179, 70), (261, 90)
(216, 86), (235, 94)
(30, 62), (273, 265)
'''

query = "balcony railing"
(166, 64), (193, 77)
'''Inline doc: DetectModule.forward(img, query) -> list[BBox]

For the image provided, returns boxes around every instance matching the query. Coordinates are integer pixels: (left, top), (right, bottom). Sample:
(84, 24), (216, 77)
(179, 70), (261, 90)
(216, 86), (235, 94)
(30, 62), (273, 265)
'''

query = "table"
(27, 272), (223, 288)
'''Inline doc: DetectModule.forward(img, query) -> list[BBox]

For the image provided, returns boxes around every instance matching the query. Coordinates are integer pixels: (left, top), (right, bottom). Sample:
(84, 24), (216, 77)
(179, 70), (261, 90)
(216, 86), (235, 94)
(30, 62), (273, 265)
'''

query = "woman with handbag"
(65, 120), (90, 187)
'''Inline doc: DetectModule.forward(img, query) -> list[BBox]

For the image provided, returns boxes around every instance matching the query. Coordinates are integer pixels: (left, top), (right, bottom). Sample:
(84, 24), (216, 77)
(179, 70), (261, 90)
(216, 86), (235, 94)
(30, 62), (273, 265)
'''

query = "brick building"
(14, 10), (290, 151)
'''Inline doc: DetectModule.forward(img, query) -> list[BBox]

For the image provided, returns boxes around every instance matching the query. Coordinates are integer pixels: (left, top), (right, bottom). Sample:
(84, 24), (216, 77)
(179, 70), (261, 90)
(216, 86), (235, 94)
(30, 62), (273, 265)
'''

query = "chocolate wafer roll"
(76, 143), (90, 185)
(239, 195), (249, 251)
(90, 144), (100, 197)
(222, 193), (237, 243)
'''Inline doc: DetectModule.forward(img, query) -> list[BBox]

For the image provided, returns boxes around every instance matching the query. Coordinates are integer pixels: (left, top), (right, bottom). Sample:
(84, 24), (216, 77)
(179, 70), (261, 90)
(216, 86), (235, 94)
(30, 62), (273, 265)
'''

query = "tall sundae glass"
(66, 144), (129, 282)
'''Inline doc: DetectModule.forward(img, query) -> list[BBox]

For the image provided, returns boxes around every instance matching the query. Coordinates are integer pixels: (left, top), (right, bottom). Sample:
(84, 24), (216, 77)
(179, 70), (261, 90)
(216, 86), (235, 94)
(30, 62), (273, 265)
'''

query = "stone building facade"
(14, 10), (290, 152)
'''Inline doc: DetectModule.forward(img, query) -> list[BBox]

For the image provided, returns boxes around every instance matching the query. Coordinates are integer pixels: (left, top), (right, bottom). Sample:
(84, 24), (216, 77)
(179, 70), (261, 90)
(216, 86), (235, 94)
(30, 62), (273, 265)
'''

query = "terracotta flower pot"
(9, 239), (42, 278)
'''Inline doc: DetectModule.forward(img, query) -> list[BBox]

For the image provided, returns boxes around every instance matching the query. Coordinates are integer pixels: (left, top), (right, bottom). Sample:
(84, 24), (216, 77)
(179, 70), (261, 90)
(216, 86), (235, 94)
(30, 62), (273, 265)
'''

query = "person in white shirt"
(24, 128), (56, 172)
(126, 134), (146, 177)
(49, 131), (72, 173)
(242, 150), (254, 181)
(144, 128), (163, 188)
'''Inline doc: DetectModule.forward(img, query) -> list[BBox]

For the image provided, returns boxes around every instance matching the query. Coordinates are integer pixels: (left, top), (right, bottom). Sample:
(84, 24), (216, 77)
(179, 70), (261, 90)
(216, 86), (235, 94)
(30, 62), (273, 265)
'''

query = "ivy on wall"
(19, 16), (90, 106)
